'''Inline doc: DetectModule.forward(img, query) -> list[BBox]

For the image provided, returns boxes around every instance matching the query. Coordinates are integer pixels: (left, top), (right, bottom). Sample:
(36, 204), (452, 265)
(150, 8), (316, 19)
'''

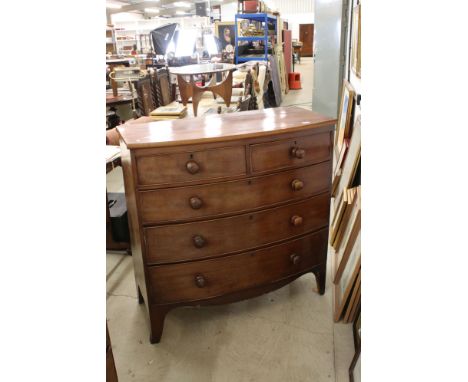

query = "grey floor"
(106, 58), (358, 382)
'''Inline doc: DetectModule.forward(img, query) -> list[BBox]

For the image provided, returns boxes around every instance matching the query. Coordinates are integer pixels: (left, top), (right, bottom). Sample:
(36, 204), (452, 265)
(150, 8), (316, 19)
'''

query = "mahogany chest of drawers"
(118, 107), (336, 343)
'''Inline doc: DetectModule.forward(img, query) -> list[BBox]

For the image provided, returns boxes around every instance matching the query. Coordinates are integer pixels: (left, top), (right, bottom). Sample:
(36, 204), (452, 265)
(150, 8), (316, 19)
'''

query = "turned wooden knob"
(186, 160), (200, 174)
(291, 147), (306, 159)
(195, 274), (206, 288)
(189, 196), (203, 209)
(193, 235), (206, 248)
(291, 179), (304, 191)
(291, 215), (303, 227)
(290, 253), (301, 265)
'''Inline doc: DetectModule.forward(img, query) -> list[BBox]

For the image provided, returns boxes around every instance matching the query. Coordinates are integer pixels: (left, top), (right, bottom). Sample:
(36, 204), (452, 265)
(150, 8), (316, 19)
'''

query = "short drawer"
(136, 145), (246, 186)
(144, 193), (330, 265)
(139, 161), (331, 224)
(250, 132), (331, 173)
(148, 229), (328, 304)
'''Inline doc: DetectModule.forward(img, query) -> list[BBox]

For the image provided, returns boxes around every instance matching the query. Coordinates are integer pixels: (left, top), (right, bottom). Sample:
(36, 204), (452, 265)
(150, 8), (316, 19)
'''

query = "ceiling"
(106, 0), (235, 18)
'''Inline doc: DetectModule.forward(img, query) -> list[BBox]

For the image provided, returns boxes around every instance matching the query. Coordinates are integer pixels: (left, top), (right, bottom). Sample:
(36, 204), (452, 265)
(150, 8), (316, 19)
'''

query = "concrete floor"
(106, 57), (357, 381)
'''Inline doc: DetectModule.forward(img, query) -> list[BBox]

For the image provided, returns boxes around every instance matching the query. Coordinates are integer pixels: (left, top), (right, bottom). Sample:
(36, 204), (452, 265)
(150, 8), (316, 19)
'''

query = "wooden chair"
(135, 75), (156, 117)
(149, 67), (174, 108)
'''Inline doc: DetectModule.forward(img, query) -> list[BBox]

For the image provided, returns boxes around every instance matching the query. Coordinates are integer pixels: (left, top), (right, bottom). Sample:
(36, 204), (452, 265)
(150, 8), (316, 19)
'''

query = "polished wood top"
(117, 107), (336, 149)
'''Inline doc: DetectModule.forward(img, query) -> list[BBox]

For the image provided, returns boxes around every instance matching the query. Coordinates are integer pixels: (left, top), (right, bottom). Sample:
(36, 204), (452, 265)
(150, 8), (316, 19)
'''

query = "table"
(106, 93), (138, 128)
(169, 63), (237, 117)
(106, 58), (133, 96)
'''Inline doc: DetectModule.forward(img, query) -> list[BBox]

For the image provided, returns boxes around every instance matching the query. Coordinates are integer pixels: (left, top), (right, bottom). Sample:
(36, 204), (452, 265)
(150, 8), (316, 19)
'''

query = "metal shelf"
(235, 13), (277, 64)
(235, 13), (277, 22)
(237, 57), (269, 62)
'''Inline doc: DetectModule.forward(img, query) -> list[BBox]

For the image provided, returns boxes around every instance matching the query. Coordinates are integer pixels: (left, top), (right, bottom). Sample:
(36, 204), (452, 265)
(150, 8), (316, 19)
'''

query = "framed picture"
(333, 229), (361, 322)
(335, 80), (355, 153)
(214, 21), (235, 52)
(332, 115), (360, 223)
(351, 3), (361, 78)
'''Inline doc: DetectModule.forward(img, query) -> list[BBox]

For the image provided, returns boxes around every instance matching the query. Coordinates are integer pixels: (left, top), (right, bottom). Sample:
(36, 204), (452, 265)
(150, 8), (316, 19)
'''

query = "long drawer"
(148, 229), (328, 304)
(144, 193), (330, 265)
(139, 161), (331, 224)
(135, 145), (246, 186)
(250, 132), (331, 174)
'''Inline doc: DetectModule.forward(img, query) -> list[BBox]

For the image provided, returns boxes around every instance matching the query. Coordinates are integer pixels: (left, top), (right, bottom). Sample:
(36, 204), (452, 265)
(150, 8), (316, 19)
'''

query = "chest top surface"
(117, 107), (336, 149)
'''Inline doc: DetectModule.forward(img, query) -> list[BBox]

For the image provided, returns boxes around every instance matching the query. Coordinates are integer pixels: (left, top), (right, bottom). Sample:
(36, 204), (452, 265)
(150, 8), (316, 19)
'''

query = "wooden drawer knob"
(290, 253), (301, 265)
(186, 160), (200, 174)
(290, 215), (303, 227)
(291, 147), (306, 159)
(189, 196), (203, 209)
(193, 235), (207, 248)
(291, 179), (304, 191)
(195, 274), (206, 288)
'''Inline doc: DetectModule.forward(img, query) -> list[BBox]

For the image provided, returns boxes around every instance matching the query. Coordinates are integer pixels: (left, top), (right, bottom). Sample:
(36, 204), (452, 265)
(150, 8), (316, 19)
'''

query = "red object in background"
(288, 72), (302, 90)
(283, 30), (292, 74)
(244, 1), (259, 12)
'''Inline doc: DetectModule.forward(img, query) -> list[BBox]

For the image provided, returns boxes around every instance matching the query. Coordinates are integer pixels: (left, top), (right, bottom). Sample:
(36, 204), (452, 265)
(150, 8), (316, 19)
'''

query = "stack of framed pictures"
(330, 79), (361, 323)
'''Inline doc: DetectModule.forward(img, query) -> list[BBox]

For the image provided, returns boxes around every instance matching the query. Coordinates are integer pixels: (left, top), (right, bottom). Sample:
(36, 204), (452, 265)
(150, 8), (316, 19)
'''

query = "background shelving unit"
(235, 13), (277, 64)
(106, 26), (116, 55)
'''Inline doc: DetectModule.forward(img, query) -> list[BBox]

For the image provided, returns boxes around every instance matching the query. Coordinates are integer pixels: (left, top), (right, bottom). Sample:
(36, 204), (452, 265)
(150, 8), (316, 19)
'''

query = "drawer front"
(144, 193), (330, 265)
(136, 145), (246, 186)
(148, 229), (328, 304)
(250, 132), (331, 174)
(139, 161), (331, 224)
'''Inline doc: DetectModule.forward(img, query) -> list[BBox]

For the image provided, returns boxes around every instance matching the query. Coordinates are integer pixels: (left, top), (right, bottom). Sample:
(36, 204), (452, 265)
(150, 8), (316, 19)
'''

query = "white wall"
(220, 2), (237, 22)
(282, 13), (314, 40)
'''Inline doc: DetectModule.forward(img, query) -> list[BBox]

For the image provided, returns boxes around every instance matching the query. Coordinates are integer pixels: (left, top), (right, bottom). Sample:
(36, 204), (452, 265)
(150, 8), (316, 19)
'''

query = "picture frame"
(335, 80), (355, 153)
(351, 3), (361, 78)
(333, 187), (361, 281)
(332, 115), (360, 220)
(214, 21), (236, 51)
(333, 229), (361, 322)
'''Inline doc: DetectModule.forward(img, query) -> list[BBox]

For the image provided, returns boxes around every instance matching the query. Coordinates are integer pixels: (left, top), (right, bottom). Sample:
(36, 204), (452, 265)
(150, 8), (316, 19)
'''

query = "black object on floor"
(108, 192), (130, 243)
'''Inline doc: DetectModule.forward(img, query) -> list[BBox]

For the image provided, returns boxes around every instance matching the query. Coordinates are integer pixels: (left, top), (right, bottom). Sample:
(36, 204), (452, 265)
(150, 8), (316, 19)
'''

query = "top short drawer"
(135, 145), (247, 186)
(250, 132), (331, 173)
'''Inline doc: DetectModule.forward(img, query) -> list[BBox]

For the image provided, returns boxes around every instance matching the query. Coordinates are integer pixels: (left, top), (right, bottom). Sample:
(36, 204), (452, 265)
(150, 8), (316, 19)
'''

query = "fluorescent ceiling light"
(106, 3), (122, 9)
(175, 10), (186, 15)
(174, 1), (191, 7)
(145, 8), (160, 13)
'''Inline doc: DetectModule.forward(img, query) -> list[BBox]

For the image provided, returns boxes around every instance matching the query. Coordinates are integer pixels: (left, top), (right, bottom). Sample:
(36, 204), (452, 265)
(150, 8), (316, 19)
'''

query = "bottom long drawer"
(148, 228), (328, 304)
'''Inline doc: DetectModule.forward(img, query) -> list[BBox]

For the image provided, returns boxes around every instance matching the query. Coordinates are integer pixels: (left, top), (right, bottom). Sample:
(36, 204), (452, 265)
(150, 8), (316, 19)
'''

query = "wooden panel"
(299, 24), (314, 57)
(144, 193), (330, 264)
(139, 161), (331, 224)
(250, 132), (331, 173)
(136, 145), (246, 186)
(117, 107), (336, 149)
(148, 229), (328, 304)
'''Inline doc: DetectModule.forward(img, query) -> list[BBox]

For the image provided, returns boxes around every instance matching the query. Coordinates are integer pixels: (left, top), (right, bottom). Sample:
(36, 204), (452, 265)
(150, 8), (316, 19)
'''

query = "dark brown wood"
(144, 194), (330, 265)
(148, 230), (328, 304)
(135, 76), (156, 117)
(118, 107), (336, 149)
(119, 108), (335, 343)
(135, 145), (246, 186)
(299, 24), (314, 57)
(250, 132), (331, 174)
(139, 162), (331, 224)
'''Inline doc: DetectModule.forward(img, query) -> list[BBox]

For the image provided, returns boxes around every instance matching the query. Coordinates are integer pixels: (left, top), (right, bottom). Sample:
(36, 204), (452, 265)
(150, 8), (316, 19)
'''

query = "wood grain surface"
(117, 107), (336, 148)
(148, 229), (328, 304)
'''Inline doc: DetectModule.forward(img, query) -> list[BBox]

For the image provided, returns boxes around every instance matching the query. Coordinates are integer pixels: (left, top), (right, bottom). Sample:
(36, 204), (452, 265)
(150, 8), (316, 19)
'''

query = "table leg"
(176, 74), (193, 107)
